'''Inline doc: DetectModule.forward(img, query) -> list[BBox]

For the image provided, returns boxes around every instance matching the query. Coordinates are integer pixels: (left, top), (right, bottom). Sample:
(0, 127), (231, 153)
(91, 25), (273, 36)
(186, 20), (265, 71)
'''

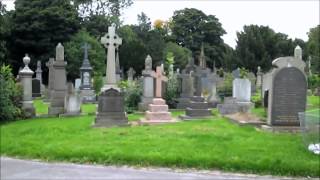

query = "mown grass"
(1, 115), (319, 177)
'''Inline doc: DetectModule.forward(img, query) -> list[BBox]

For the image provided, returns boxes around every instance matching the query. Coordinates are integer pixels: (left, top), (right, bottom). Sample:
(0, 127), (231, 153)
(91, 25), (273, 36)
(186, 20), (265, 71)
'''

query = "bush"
(93, 72), (103, 95)
(119, 80), (142, 113)
(0, 65), (23, 121)
(252, 91), (262, 107)
(308, 74), (320, 93)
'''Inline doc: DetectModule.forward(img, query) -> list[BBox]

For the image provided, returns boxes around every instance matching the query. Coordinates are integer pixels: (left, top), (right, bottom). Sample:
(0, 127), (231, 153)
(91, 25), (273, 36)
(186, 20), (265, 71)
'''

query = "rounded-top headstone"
(145, 55), (152, 70)
(294, 45), (302, 60)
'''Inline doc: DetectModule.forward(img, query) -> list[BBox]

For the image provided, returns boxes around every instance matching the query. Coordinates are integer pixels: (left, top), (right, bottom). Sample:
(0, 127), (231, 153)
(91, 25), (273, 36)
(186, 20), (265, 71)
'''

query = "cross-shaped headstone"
(81, 42), (91, 60)
(152, 65), (168, 98)
(101, 24), (122, 86)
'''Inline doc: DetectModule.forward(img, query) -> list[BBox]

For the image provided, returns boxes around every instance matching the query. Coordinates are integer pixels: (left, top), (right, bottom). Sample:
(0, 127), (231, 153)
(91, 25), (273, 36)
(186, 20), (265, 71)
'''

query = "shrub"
(93, 72), (103, 95)
(119, 80), (142, 113)
(0, 65), (23, 121)
(308, 74), (320, 93)
(252, 91), (262, 107)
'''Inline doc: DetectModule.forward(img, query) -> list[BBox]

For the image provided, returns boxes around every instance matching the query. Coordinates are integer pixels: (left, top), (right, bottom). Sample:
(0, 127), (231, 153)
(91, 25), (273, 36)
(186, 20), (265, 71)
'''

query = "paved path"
(1, 157), (304, 180)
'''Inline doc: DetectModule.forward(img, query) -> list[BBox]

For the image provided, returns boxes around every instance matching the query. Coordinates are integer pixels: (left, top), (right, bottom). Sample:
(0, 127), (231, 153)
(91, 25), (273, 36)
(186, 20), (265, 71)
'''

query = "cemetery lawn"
(1, 115), (319, 178)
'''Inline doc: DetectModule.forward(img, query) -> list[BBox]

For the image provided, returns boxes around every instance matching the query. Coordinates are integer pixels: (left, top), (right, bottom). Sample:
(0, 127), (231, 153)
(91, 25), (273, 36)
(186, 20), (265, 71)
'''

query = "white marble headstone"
(232, 78), (251, 102)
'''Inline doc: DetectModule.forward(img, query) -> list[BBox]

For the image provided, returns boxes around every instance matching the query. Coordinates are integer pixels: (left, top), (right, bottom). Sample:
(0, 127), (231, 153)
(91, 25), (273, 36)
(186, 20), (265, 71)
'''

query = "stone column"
(138, 55), (154, 111)
(294, 45), (302, 60)
(19, 54), (35, 117)
(48, 43), (67, 115)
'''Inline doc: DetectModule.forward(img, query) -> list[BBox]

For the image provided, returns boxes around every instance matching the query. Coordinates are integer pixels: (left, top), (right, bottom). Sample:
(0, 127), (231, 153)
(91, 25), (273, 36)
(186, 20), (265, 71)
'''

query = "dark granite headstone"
(263, 90), (269, 108)
(95, 88), (128, 127)
(270, 67), (307, 126)
(32, 79), (41, 97)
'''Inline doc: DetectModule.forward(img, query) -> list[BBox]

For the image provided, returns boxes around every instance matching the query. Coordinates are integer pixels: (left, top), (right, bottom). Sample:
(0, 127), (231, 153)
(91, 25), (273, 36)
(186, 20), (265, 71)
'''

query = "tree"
(64, 29), (106, 82)
(164, 42), (191, 70)
(171, 8), (226, 66)
(234, 25), (306, 73)
(307, 25), (320, 74)
(0, 2), (9, 64)
(7, 0), (81, 76)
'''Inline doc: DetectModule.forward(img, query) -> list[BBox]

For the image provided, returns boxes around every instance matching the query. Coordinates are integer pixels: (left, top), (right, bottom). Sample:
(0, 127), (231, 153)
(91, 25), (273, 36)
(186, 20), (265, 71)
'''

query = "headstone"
(95, 24), (128, 127)
(127, 67), (136, 82)
(19, 54), (35, 117)
(63, 83), (81, 116)
(140, 66), (175, 124)
(256, 66), (262, 88)
(138, 55), (155, 111)
(232, 78), (251, 102)
(294, 45), (302, 60)
(232, 68), (240, 78)
(75, 78), (81, 90)
(267, 56), (307, 127)
(176, 71), (194, 109)
(79, 42), (95, 103)
(247, 72), (256, 93)
(48, 43), (67, 115)
(182, 57), (197, 74)
(206, 73), (221, 107)
(32, 79), (41, 97)
(45, 58), (55, 102)
(35, 60), (42, 83)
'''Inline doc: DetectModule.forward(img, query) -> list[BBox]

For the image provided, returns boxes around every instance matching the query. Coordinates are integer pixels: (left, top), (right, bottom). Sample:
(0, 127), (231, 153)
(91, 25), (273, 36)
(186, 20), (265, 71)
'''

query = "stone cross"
(81, 42), (91, 60)
(127, 67), (136, 81)
(101, 24), (122, 87)
(152, 65), (168, 98)
(294, 45), (302, 60)
(199, 43), (206, 69)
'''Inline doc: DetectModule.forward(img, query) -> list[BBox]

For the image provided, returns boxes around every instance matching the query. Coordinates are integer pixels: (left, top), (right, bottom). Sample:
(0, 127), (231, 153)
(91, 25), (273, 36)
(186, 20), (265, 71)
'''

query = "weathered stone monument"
(35, 60), (45, 96)
(138, 55), (155, 111)
(19, 54), (36, 117)
(32, 79), (41, 97)
(63, 83), (81, 116)
(261, 46), (307, 131)
(115, 45), (122, 82)
(206, 72), (221, 107)
(256, 66), (262, 89)
(140, 66), (175, 124)
(79, 42), (95, 103)
(247, 72), (256, 93)
(232, 68), (240, 79)
(45, 58), (55, 100)
(232, 78), (251, 102)
(95, 24), (128, 127)
(127, 67), (136, 82)
(48, 43), (67, 115)
(176, 71), (194, 109)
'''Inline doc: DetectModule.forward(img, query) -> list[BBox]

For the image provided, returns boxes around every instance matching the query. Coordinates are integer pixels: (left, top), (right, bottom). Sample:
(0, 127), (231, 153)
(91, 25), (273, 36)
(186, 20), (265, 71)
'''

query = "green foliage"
(0, 2), (9, 64)
(93, 72), (103, 94)
(235, 25), (307, 73)
(239, 67), (248, 78)
(119, 80), (142, 113)
(308, 74), (320, 92)
(252, 91), (262, 108)
(164, 42), (191, 71)
(171, 8), (226, 67)
(164, 59), (179, 108)
(307, 25), (320, 74)
(0, 65), (23, 121)
(65, 29), (106, 82)
(1, 115), (319, 177)
(8, 0), (80, 76)
(217, 73), (233, 98)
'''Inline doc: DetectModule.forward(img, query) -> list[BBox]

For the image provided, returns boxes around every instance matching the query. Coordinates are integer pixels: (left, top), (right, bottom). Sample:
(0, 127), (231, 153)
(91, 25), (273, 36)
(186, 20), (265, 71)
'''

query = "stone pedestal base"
(94, 88), (128, 127)
(22, 101), (36, 118)
(261, 125), (301, 133)
(48, 89), (66, 115)
(176, 97), (191, 109)
(138, 97), (153, 111)
(94, 112), (128, 127)
(180, 96), (212, 120)
(217, 97), (253, 115)
(48, 107), (64, 116)
(139, 98), (176, 125)
(80, 89), (96, 103)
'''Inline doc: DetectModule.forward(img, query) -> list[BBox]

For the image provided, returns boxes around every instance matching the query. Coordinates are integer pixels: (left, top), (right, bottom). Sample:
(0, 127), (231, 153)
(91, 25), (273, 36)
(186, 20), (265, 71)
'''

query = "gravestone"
(63, 83), (81, 116)
(138, 55), (155, 111)
(127, 67), (136, 82)
(19, 54), (36, 117)
(79, 42), (95, 103)
(247, 72), (256, 93)
(75, 79), (81, 90)
(232, 78), (251, 102)
(115, 45), (121, 82)
(140, 66), (175, 124)
(32, 79), (41, 97)
(45, 58), (55, 102)
(232, 68), (240, 78)
(176, 71), (194, 109)
(267, 56), (307, 127)
(95, 88), (127, 127)
(48, 43), (67, 115)
(35, 60), (45, 96)
(256, 66), (262, 88)
(95, 24), (128, 127)
(262, 71), (272, 107)
(206, 73), (221, 107)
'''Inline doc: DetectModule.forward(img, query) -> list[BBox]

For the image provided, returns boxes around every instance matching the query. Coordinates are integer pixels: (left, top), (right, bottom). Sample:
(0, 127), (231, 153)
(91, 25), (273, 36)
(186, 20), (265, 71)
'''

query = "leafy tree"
(8, 0), (81, 76)
(307, 25), (320, 74)
(164, 42), (191, 71)
(171, 8), (226, 66)
(82, 15), (113, 38)
(64, 29), (106, 82)
(0, 65), (23, 121)
(0, 2), (9, 64)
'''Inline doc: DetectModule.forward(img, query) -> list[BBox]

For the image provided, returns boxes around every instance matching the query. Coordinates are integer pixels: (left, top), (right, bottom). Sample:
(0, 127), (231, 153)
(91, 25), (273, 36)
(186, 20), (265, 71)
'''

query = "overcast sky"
(3, 0), (319, 48)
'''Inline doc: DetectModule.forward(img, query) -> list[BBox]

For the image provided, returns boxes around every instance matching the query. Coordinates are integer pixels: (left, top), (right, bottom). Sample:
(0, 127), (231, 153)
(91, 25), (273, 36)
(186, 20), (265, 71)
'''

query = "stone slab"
(261, 125), (302, 133)
(148, 104), (168, 112)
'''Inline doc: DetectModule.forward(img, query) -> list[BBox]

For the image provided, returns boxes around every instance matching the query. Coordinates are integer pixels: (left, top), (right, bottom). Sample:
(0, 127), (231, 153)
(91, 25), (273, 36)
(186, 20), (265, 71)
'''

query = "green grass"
(251, 107), (267, 121)
(33, 99), (48, 115)
(307, 95), (320, 110)
(1, 115), (319, 177)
